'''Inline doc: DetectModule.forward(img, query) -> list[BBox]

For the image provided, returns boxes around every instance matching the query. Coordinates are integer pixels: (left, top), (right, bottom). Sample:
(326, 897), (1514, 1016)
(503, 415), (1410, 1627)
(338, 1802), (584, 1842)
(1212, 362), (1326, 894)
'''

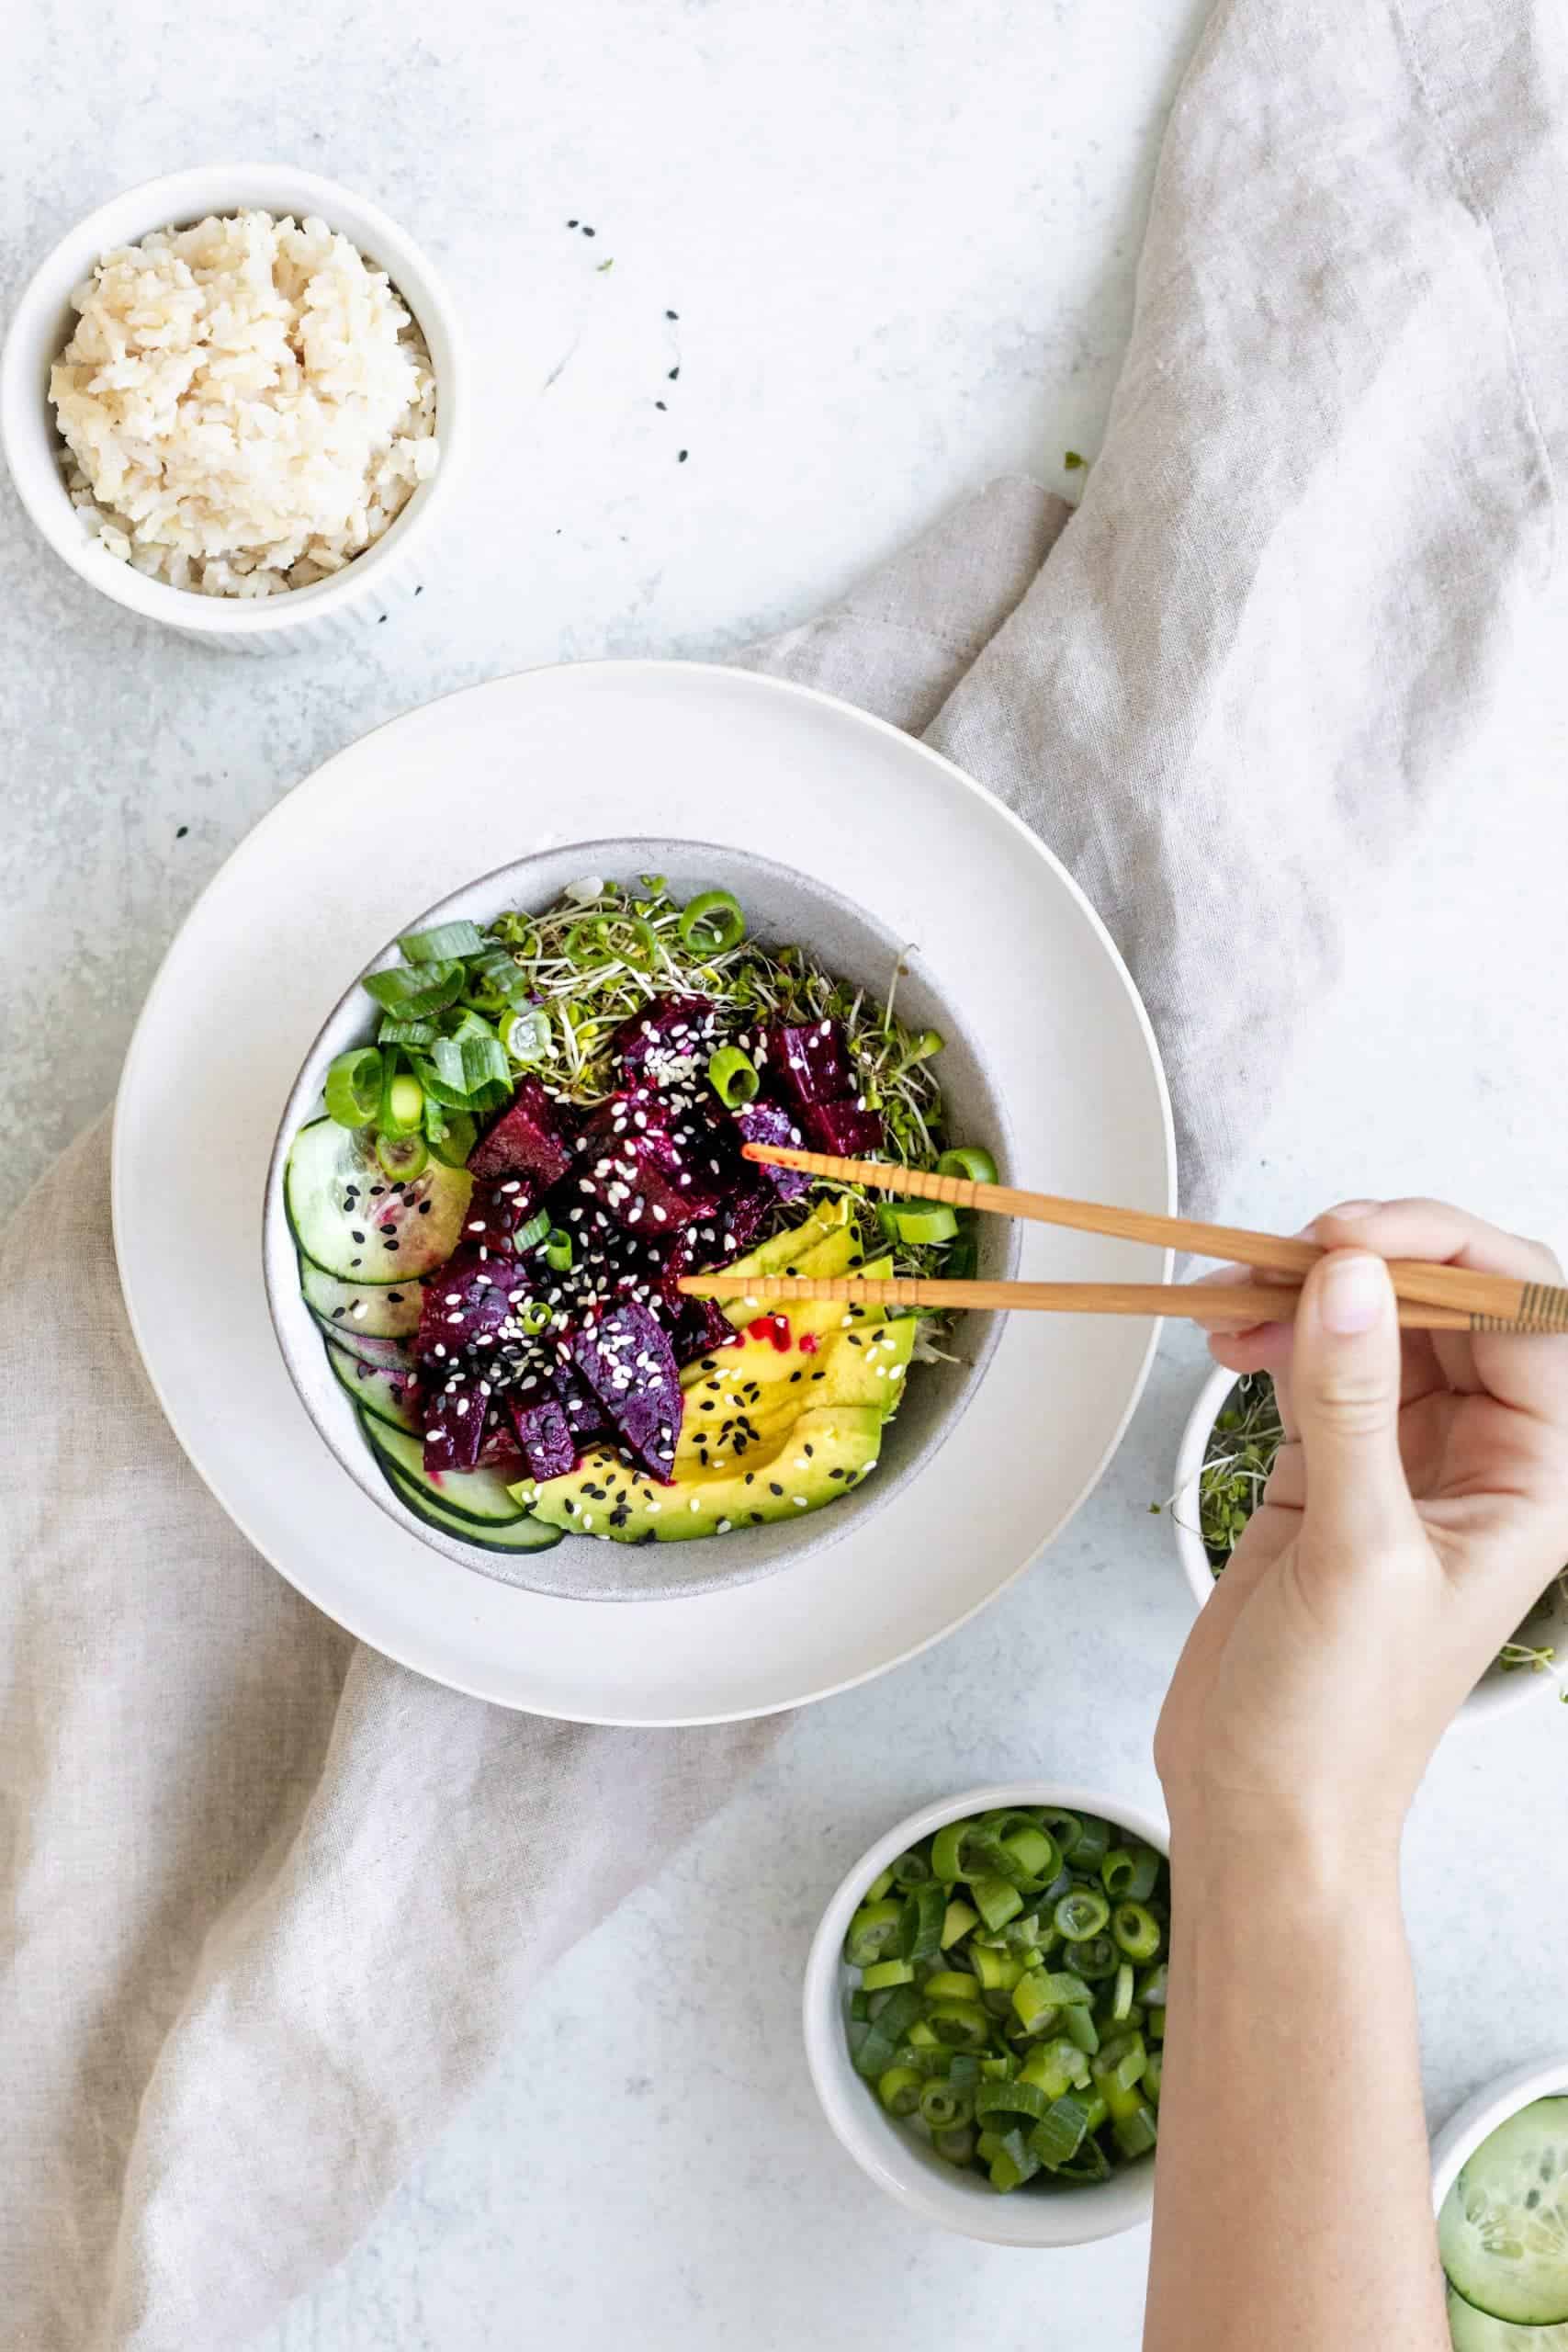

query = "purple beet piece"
(610, 994), (722, 1085)
(570, 1301), (682, 1482)
(763, 1019), (853, 1106)
(505, 1395), (578, 1482)
(720, 1185), (773, 1253)
(671, 1295), (738, 1366)
(461, 1178), (542, 1253)
(735, 1102), (812, 1199)
(477, 1408), (525, 1470)
(468, 1078), (577, 1189)
(571, 1126), (726, 1237)
(423, 1372), (486, 1474)
(551, 1363), (609, 1446)
(803, 1099), (885, 1159)
(415, 1249), (514, 1361)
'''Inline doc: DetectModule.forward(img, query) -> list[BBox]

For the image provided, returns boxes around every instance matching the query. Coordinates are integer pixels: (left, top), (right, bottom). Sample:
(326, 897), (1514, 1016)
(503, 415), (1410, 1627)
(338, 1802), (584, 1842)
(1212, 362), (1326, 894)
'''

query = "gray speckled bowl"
(263, 839), (1016, 1601)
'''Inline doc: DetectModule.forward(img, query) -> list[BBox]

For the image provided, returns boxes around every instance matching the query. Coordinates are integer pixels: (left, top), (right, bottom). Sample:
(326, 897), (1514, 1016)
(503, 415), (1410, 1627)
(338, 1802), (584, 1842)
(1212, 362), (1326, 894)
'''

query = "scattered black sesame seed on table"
(666, 309), (679, 320)
(668, 366), (680, 380)
(678, 450), (688, 463)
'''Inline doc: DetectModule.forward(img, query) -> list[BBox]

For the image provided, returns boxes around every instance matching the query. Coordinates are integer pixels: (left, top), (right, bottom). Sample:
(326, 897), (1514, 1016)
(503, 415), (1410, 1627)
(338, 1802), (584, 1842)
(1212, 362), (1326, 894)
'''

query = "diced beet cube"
(764, 1020), (853, 1105)
(468, 1078), (576, 1189)
(570, 1301), (682, 1482)
(415, 1250), (513, 1361)
(671, 1295), (738, 1365)
(423, 1374), (485, 1474)
(505, 1395), (579, 1483)
(716, 1183), (772, 1254)
(476, 1414), (525, 1470)
(611, 995), (721, 1085)
(803, 1099), (885, 1159)
(552, 1363), (609, 1446)
(461, 1179), (541, 1254)
(573, 1128), (726, 1237)
(735, 1102), (813, 1199)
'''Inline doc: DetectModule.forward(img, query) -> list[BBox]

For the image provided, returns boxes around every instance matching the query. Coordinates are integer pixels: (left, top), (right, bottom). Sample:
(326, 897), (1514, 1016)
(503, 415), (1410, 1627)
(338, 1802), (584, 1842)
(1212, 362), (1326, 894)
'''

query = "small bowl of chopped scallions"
(803, 1783), (1168, 2246)
(1168, 1364), (1568, 1728)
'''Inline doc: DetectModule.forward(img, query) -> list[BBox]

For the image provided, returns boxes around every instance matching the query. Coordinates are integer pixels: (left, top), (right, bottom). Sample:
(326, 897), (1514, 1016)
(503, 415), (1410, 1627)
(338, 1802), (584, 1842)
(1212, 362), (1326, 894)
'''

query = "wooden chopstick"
(734, 1144), (1568, 1335)
(677, 1272), (1473, 1331)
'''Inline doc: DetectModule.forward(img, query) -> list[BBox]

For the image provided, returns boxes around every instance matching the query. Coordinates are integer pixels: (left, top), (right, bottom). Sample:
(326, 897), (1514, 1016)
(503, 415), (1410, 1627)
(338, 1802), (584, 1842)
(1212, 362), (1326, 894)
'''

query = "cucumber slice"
(327, 1343), (422, 1434)
(361, 1413), (525, 1525)
(286, 1118), (473, 1283)
(299, 1258), (423, 1339)
(1448, 2285), (1568, 2350)
(386, 1465), (563, 1555)
(312, 1316), (415, 1375)
(1440, 2098), (1568, 2326)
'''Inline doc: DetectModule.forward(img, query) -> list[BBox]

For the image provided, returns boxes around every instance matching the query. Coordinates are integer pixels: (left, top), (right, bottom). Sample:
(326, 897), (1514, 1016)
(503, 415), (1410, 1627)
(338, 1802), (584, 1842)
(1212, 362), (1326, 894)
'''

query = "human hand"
(1155, 1201), (1568, 1853)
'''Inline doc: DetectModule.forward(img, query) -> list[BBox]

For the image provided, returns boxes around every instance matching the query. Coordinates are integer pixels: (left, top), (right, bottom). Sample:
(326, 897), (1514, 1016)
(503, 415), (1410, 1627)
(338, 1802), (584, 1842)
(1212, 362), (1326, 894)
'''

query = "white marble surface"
(6, 4), (1568, 2347)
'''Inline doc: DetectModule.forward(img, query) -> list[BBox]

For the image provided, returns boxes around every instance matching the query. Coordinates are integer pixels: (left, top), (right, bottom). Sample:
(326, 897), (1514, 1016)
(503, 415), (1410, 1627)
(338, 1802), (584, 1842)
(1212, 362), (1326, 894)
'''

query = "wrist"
(1165, 1787), (1404, 1901)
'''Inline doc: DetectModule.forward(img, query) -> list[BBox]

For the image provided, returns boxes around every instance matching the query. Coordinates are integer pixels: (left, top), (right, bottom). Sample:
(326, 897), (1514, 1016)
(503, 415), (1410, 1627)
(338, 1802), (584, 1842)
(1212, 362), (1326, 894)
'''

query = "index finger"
(1314, 1198), (1568, 1429)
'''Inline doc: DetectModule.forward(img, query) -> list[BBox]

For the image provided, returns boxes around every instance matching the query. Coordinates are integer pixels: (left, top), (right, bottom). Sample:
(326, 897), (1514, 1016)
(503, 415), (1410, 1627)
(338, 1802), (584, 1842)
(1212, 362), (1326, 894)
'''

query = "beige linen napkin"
(6, 1), (1566, 2343)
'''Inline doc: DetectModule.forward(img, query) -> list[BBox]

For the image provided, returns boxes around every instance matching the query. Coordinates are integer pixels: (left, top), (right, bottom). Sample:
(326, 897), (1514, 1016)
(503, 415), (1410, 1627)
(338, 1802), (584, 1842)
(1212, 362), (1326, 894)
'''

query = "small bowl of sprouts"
(1169, 1364), (1568, 1728)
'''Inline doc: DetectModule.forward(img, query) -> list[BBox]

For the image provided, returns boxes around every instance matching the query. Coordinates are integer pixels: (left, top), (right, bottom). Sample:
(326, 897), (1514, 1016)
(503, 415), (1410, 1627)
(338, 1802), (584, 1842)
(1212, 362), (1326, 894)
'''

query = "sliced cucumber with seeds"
(327, 1344), (423, 1434)
(361, 1413), (525, 1525)
(313, 1317), (416, 1374)
(386, 1464), (562, 1555)
(287, 1118), (472, 1284)
(1448, 2285), (1568, 2350)
(299, 1258), (423, 1339)
(1440, 2098), (1568, 2326)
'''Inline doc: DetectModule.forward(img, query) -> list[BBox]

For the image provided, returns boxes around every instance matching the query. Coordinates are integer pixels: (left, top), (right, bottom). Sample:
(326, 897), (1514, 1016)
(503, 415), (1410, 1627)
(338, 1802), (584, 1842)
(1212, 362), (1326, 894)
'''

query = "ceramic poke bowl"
(263, 837), (1016, 1604)
(803, 1781), (1169, 2246)
(1171, 1363), (1568, 1729)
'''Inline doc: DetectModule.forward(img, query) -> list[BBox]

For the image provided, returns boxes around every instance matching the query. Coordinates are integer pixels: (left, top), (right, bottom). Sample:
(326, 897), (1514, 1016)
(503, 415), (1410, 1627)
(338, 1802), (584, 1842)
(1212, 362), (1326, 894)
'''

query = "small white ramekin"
(803, 1781), (1168, 2247)
(1170, 1364), (1568, 1729)
(1, 164), (464, 655)
(1431, 2051), (1568, 2216)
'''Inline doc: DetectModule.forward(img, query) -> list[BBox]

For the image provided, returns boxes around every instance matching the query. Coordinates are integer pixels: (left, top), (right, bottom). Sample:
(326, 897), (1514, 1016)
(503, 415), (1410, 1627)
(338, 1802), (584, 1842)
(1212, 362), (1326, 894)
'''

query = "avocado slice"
(519, 1405), (886, 1542)
(678, 1306), (915, 1460)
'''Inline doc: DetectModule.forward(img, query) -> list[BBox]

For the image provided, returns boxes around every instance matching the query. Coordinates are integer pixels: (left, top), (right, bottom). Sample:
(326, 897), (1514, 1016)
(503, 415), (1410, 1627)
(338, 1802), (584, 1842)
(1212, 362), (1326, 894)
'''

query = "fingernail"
(1325, 1199), (1378, 1221)
(1318, 1252), (1388, 1334)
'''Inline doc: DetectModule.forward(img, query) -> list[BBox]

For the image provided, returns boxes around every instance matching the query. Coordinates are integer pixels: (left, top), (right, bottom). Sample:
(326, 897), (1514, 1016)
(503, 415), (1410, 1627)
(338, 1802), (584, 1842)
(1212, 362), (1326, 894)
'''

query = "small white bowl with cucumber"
(1433, 2056), (1568, 2346)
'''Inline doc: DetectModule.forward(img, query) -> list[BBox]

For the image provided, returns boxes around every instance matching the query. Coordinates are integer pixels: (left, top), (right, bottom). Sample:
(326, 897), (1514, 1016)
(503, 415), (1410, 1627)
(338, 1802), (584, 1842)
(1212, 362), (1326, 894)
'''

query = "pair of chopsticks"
(673, 1146), (1568, 1335)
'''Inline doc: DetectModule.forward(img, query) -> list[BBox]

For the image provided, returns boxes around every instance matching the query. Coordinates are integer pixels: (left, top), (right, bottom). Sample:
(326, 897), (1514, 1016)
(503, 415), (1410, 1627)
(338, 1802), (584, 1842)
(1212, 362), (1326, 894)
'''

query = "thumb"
(1290, 1250), (1416, 1551)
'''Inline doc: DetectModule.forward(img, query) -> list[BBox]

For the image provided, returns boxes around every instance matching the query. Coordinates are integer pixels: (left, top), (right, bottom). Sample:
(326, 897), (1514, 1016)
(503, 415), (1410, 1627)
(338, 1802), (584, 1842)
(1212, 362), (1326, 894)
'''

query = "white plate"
(113, 662), (1174, 1724)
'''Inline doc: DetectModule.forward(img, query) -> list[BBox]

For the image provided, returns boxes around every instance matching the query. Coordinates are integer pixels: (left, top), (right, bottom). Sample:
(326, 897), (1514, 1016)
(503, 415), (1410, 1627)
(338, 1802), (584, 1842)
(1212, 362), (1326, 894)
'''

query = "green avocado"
(519, 1404), (886, 1543)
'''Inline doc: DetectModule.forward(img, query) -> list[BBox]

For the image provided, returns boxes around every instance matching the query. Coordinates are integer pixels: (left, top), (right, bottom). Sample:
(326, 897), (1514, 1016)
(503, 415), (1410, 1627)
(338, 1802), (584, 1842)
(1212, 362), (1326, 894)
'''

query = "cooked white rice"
(49, 209), (439, 596)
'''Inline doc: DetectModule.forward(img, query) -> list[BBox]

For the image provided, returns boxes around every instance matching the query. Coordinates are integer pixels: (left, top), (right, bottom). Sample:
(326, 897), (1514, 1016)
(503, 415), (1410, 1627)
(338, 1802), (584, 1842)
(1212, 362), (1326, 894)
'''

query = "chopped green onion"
(1112, 2103), (1159, 2160)
(1102, 1846), (1162, 1902)
(1066, 1935), (1120, 1983)
(544, 1227), (574, 1273)
(931, 2123), (976, 2166)
(1030, 2093), (1092, 2169)
(323, 1047), (383, 1130)
(975, 2078), (1051, 2128)
(935, 1146), (998, 1186)
(894, 1204), (959, 1245)
(1063, 2004), (1100, 2057)
(380, 1070), (425, 1138)
(518, 1301), (552, 1337)
(941, 1899), (978, 1949)
(1111, 1902), (1163, 1962)
(999, 1826), (1058, 1883)
(1054, 1887), (1111, 1941)
(919, 2081), (975, 2131)
(376, 1132), (429, 1182)
(426, 1111), (477, 1169)
(677, 888), (745, 955)
(431, 1030), (511, 1102)
(1111, 1962), (1135, 2023)
(398, 920), (486, 963)
(363, 960), (464, 1018)
(897, 1883), (947, 1962)
(515, 1207), (552, 1250)
(706, 1045), (760, 1107)
(378, 1018), (440, 1047)
(503, 1009), (552, 1064)
(876, 2065), (924, 2117)
(890, 1848), (932, 1890)
(844, 1899), (903, 1969)
(863, 1959), (916, 1992)
(864, 1866), (896, 1903)
(972, 1876), (1024, 1933)
(1010, 1972), (1062, 2036)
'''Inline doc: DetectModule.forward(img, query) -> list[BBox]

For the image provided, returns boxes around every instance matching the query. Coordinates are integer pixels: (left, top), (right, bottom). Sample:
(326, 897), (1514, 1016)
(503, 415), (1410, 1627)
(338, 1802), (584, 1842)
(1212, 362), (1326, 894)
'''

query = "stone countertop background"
(5, 3), (1566, 2346)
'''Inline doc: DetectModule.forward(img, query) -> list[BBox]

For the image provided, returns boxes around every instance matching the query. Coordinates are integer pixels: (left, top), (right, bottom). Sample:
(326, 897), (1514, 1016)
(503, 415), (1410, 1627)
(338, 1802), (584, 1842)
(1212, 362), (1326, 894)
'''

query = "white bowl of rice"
(1, 164), (462, 651)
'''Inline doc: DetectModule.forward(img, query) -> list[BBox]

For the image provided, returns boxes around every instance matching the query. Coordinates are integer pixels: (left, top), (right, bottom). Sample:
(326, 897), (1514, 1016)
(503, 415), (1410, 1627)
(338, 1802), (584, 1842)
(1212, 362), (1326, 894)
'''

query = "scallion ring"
(375, 1131), (429, 1182)
(706, 1045), (760, 1107)
(544, 1228), (574, 1272)
(518, 1300), (552, 1337)
(323, 1047), (383, 1130)
(516, 1207), (553, 1251)
(396, 919), (486, 963)
(894, 1204), (960, 1246)
(379, 1070), (426, 1138)
(677, 888), (745, 956)
(935, 1145), (998, 1187)
(503, 1010), (552, 1065)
